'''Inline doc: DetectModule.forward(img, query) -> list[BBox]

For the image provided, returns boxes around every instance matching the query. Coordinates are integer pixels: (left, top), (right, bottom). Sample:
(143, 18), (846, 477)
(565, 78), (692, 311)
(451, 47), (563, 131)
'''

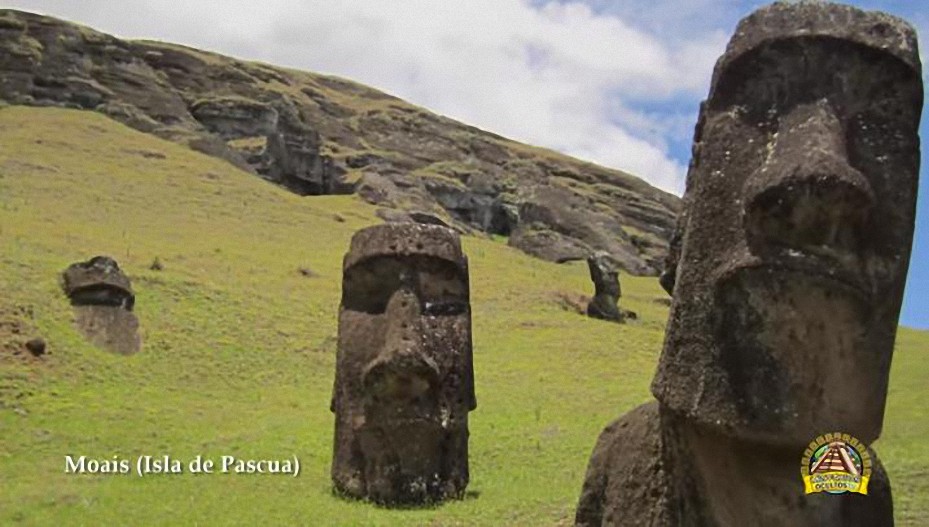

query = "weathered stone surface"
(509, 184), (665, 274)
(577, 403), (894, 527)
(508, 227), (591, 264)
(62, 256), (140, 355)
(331, 223), (475, 505)
(586, 252), (623, 322)
(0, 9), (680, 274)
(652, 0), (922, 447)
(376, 208), (452, 229)
(578, 2), (922, 525)
(576, 403), (675, 527)
(73, 305), (141, 356)
(189, 96), (278, 139)
(62, 256), (134, 310)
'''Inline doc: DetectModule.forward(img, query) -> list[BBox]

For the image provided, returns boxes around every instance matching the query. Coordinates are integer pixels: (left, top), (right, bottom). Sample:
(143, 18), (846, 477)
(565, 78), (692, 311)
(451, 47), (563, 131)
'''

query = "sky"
(4, 0), (928, 329)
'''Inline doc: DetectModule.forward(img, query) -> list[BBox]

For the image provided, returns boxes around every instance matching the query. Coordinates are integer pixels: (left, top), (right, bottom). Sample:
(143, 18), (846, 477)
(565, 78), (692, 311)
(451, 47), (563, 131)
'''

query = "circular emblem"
(801, 433), (872, 495)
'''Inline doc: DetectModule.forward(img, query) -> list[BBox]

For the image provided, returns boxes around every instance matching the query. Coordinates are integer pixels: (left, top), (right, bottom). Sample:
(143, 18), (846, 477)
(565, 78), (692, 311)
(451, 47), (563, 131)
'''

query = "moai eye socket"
(342, 256), (468, 315)
(341, 257), (407, 314)
(421, 301), (467, 317)
(417, 261), (468, 317)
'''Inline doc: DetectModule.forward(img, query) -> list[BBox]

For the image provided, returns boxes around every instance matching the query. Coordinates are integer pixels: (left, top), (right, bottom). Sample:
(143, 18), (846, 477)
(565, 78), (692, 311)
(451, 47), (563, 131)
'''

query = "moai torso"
(331, 223), (475, 505)
(578, 3), (922, 525)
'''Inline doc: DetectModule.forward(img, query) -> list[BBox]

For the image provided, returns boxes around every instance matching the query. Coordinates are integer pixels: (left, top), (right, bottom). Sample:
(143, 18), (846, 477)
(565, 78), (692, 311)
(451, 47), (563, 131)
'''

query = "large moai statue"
(577, 2), (922, 526)
(62, 255), (141, 355)
(331, 222), (476, 505)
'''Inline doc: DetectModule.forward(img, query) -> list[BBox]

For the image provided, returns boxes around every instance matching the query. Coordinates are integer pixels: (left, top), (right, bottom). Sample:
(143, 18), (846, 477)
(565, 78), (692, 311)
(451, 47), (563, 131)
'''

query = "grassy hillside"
(0, 106), (926, 525)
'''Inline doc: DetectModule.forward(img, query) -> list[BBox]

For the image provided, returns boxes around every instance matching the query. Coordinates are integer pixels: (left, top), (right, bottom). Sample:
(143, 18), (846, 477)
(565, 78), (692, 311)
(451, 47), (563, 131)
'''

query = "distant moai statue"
(576, 2), (922, 526)
(62, 255), (141, 355)
(331, 222), (476, 505)
(586, 252), (624, 322)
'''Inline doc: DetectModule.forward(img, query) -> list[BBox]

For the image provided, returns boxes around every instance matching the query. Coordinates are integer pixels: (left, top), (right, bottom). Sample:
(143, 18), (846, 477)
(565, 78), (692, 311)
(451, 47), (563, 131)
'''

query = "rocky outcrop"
(510, 185), (664, 273)
(189, 96), (278, 139)
(0, 9), (681, 274)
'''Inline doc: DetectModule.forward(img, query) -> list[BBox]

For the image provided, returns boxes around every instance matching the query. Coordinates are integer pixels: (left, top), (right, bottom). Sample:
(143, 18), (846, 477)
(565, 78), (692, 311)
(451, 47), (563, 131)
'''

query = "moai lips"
(652, 1), (923, 447)
(331, 223), (475, 505)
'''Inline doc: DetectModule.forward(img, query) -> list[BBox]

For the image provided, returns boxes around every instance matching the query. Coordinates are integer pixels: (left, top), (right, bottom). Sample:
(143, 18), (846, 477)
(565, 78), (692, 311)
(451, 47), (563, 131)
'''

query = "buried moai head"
(653, 2), (923, 447)
(62, 256), (135, 310)
(331, 223), (475, 505)
(62, 256), (140, 355)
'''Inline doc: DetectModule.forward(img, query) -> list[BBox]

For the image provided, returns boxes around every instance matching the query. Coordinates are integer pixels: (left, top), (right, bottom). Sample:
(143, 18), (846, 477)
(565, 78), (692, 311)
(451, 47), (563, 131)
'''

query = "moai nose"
(744, 101), (875, 255)
(363, 287), (439, 403)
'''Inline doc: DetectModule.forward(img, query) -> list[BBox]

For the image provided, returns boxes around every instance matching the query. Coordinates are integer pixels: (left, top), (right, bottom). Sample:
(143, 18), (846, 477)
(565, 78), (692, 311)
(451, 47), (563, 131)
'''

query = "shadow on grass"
(330, 487), (481, 510)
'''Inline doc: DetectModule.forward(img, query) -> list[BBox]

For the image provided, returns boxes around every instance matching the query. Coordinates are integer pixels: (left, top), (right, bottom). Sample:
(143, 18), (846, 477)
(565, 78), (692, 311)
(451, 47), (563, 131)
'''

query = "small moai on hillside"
(62, 255), (141, 355)
(586, 252), (623, 322)
(576, 2), (923, 526)
(331, 222), (476, 505)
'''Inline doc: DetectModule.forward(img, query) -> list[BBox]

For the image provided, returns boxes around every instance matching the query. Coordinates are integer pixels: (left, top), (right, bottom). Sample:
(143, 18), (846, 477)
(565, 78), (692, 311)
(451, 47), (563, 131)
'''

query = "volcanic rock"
(0, 8), (680, 274)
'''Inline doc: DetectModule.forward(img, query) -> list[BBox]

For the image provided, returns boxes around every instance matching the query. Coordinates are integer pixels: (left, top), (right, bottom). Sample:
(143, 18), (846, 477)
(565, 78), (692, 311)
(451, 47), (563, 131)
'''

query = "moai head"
(331, 223), (475, 505)
(653, 2), (923, 447)
(62, 256), (135, 310)
(61, 256), (140, 355)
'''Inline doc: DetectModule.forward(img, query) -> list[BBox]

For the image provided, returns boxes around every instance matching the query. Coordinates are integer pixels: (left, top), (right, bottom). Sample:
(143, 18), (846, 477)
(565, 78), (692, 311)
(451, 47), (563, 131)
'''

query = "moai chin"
(331, 222), (476, 505)
(577, 3), (922, 525)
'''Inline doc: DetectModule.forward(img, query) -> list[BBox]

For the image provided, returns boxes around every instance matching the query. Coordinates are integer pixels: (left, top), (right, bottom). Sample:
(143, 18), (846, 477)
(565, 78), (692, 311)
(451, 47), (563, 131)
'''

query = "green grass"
(0, 106), (926, 525)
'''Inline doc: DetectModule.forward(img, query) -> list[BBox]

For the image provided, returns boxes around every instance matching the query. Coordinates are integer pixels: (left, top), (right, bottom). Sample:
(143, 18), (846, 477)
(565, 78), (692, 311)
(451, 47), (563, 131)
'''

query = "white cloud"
(5, 0), (732, 194)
